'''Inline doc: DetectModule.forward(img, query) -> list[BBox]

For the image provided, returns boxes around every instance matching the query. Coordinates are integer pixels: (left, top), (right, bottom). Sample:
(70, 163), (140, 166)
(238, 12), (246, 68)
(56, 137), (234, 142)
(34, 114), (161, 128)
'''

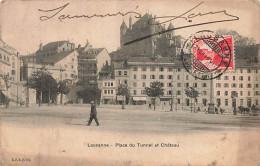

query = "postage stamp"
(181, 30), (234, 80)
(192, 36), (234, 71)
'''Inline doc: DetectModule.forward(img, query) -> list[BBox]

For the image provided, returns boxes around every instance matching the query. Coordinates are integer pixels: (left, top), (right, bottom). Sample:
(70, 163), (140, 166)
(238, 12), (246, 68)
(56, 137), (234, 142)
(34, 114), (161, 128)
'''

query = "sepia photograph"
(0, 0), (259, 166)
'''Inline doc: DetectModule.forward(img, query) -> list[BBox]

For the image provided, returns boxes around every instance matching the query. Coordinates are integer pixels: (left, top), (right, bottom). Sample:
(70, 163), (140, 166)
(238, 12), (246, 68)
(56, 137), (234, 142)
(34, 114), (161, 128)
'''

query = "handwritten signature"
(38, 2), (239, 45)
(125, 2), (239, 45)
(38, 3), (141, 22)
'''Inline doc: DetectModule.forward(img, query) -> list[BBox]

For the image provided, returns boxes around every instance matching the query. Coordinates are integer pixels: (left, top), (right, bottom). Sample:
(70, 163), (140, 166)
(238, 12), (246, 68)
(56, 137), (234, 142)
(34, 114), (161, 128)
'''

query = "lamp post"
(175, 94), (177, 111)
(208, 73), (215, 114)
(59, 67), (65, 105)
(16, 52), (19, 106)
(170, 80), (173, 111)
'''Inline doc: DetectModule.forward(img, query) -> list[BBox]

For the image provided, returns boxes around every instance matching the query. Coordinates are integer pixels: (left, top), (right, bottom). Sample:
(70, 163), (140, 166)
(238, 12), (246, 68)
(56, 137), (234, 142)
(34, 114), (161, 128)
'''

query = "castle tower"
(148, 14), (156, 34)
(120, 21), (127, 47)
(167, 22), (174, 38)
(129, 15), (132, 30)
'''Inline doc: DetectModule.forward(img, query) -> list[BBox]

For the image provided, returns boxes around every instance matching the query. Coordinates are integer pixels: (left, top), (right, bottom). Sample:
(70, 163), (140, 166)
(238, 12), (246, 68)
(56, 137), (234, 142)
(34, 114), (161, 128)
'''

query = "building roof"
(132, 13), (152, 28)
(120, 21), (127, 29)
(36, 50), (75, 64)
(37, 40), (68, 53)
(128, 56), (174, 65)
(109, 49), (129, 60)
(100, 63), (112, 73)
(0, 41), (17, 55)
(78, 48), (105, 59)
(20, 54), (36, 58)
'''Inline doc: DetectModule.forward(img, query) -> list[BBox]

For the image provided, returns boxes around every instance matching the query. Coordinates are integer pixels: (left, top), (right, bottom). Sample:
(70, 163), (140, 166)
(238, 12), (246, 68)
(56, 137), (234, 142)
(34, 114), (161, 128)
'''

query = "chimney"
(71, 43), (75, 50)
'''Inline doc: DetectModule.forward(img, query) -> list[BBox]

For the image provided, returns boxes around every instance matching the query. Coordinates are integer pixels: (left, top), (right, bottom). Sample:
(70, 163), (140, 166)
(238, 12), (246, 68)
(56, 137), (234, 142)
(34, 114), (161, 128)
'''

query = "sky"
(0, 0), (259, 55)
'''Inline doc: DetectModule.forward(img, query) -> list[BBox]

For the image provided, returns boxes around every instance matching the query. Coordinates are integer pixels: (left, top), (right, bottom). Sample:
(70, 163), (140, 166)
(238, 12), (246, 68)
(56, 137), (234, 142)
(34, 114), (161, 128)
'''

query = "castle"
(118, 14), (185, 58)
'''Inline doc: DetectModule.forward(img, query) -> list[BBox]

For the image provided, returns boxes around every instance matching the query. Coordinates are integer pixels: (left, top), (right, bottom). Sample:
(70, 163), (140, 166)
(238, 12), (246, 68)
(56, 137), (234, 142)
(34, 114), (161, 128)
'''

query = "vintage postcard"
(0, 0), (259, 166)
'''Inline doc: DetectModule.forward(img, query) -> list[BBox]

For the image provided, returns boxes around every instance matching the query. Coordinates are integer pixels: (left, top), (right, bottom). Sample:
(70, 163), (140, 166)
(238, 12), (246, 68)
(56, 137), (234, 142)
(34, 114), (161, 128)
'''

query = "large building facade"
(77, 41), (110, 85)
(0, 26), (22, 105)
(20, 40), (79, 104)
(35, 40), (78, 83)
(113, 56), (211, 109)
(213, 59), (260, 110)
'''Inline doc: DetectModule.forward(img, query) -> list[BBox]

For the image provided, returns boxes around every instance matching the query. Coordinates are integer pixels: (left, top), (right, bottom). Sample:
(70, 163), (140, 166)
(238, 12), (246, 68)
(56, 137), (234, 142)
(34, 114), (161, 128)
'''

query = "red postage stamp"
(191, 36), (233, 72)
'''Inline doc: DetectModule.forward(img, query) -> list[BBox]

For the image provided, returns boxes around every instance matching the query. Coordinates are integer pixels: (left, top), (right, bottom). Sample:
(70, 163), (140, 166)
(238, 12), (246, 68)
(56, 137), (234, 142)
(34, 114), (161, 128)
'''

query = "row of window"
(78, 64), (96, 68)
(132, 74), (200, 81)
(64, 73), (75, 77)
(238, 69), (258, 73)
(216, 83), (259, 88)
(104, 89), (114, 94)
(132, 82), (207, 88)
(0, 53), (10, 62)
(216, 98), (259, 107)
(117, 71), (128, 76)
(132, 67), (174, 72)
(133, 67), (183, 72)
(104, 82), (114, 87)
(216, 76), (258, 81)
(131, 89), (208, 96)
(64, 64), (75, 69)
(134, 74), (173, 80)
(216, 91), (260, 96)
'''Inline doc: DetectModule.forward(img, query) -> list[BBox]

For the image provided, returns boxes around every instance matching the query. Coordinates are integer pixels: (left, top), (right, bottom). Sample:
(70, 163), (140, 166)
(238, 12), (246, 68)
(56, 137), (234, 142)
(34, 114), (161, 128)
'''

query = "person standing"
(87, 101), (99, 126)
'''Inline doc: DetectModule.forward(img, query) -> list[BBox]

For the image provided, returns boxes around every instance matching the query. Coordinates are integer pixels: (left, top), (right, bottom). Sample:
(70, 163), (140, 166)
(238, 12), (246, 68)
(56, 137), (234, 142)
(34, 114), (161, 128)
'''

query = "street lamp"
(170, 80), (173, 111)
(16, 52), (19, 107)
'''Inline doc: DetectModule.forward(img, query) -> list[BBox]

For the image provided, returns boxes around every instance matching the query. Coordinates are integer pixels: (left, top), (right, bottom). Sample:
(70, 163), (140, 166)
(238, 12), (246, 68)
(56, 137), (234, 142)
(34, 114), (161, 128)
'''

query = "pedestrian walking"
(87, 101), (99, 126)
(233, 107), (237, 115)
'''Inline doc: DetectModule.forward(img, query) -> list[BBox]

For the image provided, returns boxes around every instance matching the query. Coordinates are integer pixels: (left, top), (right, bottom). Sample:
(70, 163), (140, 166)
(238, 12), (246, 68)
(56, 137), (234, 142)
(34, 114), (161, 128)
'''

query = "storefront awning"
(160, 97), (171, 101)
(116, 95), (126, 101)
(133, 97), (147, 101)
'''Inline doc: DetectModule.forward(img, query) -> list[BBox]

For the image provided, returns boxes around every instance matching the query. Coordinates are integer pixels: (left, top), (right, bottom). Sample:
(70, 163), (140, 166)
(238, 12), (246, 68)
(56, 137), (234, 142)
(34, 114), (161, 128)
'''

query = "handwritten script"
(38, 3), (141, 22)
(38, 2), (239, 45)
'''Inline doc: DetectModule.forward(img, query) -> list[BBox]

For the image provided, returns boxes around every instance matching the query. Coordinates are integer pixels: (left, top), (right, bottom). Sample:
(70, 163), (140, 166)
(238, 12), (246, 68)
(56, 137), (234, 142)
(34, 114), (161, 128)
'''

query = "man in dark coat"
(87, 101), (99, 126)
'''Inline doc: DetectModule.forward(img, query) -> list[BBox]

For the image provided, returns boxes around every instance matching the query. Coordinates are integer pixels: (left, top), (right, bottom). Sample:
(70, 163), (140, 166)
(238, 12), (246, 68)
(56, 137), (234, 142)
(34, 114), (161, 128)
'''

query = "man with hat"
(87, 101), (99, 126)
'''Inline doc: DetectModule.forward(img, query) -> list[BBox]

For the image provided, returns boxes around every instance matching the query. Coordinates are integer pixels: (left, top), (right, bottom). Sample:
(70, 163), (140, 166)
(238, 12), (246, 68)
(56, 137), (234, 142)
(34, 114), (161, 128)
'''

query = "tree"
(144, 81), (164, 111)
(45, 75), (58, 105)
(215, 29), (256, 46)
(57, 80), (71, 105)
(77, 84), (101, 104)
(27, 67), (57, 106)
(116, 84), (130, 109)
(185, 87), (199, 112)
(1, 74), (11, 108)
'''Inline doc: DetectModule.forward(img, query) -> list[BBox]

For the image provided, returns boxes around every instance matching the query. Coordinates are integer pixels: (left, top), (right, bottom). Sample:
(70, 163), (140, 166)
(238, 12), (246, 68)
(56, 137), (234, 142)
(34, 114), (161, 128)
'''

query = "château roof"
(120, 21), (127, 29)
(78, 48), (105, 59)
(37, 40), (68, 53)
(36, 50), (75, 64)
